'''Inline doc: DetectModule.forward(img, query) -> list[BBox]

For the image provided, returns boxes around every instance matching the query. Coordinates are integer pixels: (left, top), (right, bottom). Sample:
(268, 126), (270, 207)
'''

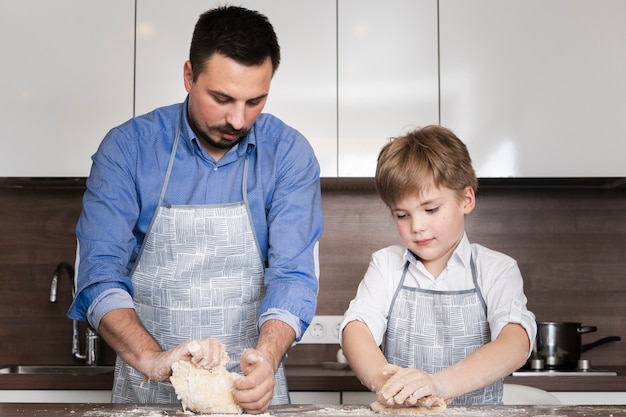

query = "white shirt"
(340, 234), (536, 356)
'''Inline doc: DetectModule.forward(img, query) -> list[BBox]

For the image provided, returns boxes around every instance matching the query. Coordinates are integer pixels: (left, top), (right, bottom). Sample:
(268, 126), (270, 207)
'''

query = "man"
(68, 6), (323, 414)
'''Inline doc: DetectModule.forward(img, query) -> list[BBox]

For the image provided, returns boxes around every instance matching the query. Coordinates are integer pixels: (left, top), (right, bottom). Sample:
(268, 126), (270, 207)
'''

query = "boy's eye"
(395, 213), (408, 220)
(426, 207), (439, 213)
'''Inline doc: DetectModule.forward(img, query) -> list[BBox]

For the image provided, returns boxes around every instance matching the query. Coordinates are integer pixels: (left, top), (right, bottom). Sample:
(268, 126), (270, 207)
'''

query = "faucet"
(49, 261), (100, 366)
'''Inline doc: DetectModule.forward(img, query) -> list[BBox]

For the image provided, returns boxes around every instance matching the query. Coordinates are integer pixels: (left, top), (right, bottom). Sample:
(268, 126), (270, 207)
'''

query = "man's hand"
(232, 319), (295, 414)
(233, 348), (276, 414)
(143, 338), (226, 382)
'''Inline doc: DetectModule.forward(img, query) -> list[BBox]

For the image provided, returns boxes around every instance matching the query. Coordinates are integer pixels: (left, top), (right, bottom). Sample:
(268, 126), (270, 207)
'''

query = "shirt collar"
(453, 233), (473, 269)
(403, 232), (472, 270)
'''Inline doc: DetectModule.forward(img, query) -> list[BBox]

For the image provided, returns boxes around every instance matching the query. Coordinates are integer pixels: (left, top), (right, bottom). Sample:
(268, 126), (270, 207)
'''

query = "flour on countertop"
(83, 407), (171, 417)
(309, 406), (373, 414)
(298, 405), (522, 417)
(82, 407), (273, 417)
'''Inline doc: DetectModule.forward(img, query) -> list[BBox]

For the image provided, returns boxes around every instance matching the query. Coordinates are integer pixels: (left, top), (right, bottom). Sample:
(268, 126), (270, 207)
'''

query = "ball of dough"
(170, 350), (242, 414)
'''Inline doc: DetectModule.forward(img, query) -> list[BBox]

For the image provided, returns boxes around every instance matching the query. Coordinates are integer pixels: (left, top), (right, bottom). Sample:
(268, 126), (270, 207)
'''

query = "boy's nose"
(411, 217), (426, 233)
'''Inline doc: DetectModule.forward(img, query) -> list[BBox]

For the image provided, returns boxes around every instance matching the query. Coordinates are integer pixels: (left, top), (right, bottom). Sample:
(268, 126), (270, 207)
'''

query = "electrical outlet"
(300, 315), (344, 344)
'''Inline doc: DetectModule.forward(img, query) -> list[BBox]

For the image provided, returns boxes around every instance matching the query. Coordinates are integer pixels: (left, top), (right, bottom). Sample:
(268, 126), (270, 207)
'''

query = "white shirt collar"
(403, 232), (472, 270)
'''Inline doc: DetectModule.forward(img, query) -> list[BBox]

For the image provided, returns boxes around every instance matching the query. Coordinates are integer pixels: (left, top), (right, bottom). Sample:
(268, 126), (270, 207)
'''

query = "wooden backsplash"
(1, 178), (625, 367)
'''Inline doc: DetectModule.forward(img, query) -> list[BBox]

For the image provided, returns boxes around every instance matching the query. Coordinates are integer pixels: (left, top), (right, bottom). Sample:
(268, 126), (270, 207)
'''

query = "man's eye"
(213, 95), (230, 104)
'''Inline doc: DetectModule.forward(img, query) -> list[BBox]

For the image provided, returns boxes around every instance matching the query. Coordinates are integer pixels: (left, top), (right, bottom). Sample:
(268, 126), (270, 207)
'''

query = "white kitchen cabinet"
(552, 392), (626, 405)
(350, 391), (626, 406)
(342, 391), (377, 405)
(0, 0), (134, 177)
(290, 390), (626, 406)
(289, 391), (374, 405)
(0, 390), (111, 403)
(5, 1), (624, 179)
(439, 0), (626, 178)
(337, 0), (440, 177)
(135, 0), (338, 176)
(290, 391), (341, 405)
(136, 1), (439, 178)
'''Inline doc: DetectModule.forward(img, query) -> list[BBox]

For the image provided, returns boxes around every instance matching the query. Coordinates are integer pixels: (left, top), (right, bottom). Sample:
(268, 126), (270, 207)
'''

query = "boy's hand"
(377, 364), (445, 407)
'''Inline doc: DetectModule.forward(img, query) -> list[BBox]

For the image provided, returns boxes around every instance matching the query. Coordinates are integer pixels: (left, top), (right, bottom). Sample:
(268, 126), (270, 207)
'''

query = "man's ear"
(183, 60), (194, 93)
(462, 185), (476, 214)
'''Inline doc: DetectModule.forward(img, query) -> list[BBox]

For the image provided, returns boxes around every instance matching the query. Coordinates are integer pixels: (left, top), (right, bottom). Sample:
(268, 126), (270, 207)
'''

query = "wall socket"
(300, 315), (344, 344)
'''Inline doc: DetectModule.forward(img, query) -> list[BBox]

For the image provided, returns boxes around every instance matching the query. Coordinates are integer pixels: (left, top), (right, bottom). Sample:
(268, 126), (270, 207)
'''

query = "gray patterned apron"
(383, 255), (503, 405)
(111, 120), (289, 404)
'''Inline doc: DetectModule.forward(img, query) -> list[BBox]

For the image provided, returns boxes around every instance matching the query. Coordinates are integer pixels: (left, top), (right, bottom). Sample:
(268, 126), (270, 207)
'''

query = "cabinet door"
(338, 0), (439, 177)
(0, 390), (111, 403)
(440, 0), (626, 177)
(342, 391), (377, 405)
(135, 0), (338, 176)
(290, 391), (341, 405)
(552, 392), (626, 405)
(0, 0), (134, 177)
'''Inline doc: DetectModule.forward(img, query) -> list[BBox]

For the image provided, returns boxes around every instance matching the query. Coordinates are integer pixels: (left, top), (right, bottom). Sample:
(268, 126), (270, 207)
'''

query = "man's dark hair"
(189, 5), (281, 81)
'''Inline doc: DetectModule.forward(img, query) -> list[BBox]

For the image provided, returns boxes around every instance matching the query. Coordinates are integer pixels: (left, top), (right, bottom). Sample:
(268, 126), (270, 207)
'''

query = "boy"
(340, 125), (536, 406)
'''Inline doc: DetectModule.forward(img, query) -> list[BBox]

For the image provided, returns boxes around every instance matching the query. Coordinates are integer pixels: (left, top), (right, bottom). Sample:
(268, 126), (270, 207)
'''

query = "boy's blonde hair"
(375, 125), (478, 207)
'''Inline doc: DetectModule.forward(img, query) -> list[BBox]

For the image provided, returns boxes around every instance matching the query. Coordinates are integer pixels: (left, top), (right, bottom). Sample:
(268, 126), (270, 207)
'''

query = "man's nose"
(225, 103), (246, 130)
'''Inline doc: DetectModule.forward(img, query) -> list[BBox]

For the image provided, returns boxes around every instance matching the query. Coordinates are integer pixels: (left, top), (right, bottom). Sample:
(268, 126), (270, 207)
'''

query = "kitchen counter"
(1, 365), (625, 393)
(285, 366), (626, 392)
(2, 403), (626, 417)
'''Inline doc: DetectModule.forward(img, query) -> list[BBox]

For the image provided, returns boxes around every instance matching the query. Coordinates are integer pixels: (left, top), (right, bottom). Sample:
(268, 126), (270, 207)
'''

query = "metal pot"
(532, 321), (621, 370)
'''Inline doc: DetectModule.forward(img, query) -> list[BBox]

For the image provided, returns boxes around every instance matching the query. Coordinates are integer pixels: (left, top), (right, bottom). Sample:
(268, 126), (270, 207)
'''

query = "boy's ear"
(462, 185), (476, 214)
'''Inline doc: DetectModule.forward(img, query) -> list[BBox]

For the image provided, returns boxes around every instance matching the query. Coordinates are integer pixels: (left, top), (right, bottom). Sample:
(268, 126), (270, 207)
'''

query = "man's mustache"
(214, 125), (248, 136)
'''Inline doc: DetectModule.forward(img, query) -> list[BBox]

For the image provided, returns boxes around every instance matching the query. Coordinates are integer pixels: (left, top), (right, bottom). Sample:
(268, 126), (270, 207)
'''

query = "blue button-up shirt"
(68, 99), (323, 340)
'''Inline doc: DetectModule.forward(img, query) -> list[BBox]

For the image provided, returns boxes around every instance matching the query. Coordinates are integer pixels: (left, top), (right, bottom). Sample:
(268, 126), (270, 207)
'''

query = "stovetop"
(512, 368), (617, 377)
(512, 358), (617, 376)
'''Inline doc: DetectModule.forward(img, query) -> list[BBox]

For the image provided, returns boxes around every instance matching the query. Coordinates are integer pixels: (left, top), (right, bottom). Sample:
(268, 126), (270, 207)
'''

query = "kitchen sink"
(0, 365), (114, 375)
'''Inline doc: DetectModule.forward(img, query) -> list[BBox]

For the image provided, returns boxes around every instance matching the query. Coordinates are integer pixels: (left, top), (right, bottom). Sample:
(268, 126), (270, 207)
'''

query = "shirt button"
(213, 166), (218, 171)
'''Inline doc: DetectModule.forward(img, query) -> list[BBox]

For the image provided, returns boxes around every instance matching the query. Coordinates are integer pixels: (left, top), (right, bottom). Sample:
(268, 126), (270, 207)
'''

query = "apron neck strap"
(158, 115), (182, 207)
